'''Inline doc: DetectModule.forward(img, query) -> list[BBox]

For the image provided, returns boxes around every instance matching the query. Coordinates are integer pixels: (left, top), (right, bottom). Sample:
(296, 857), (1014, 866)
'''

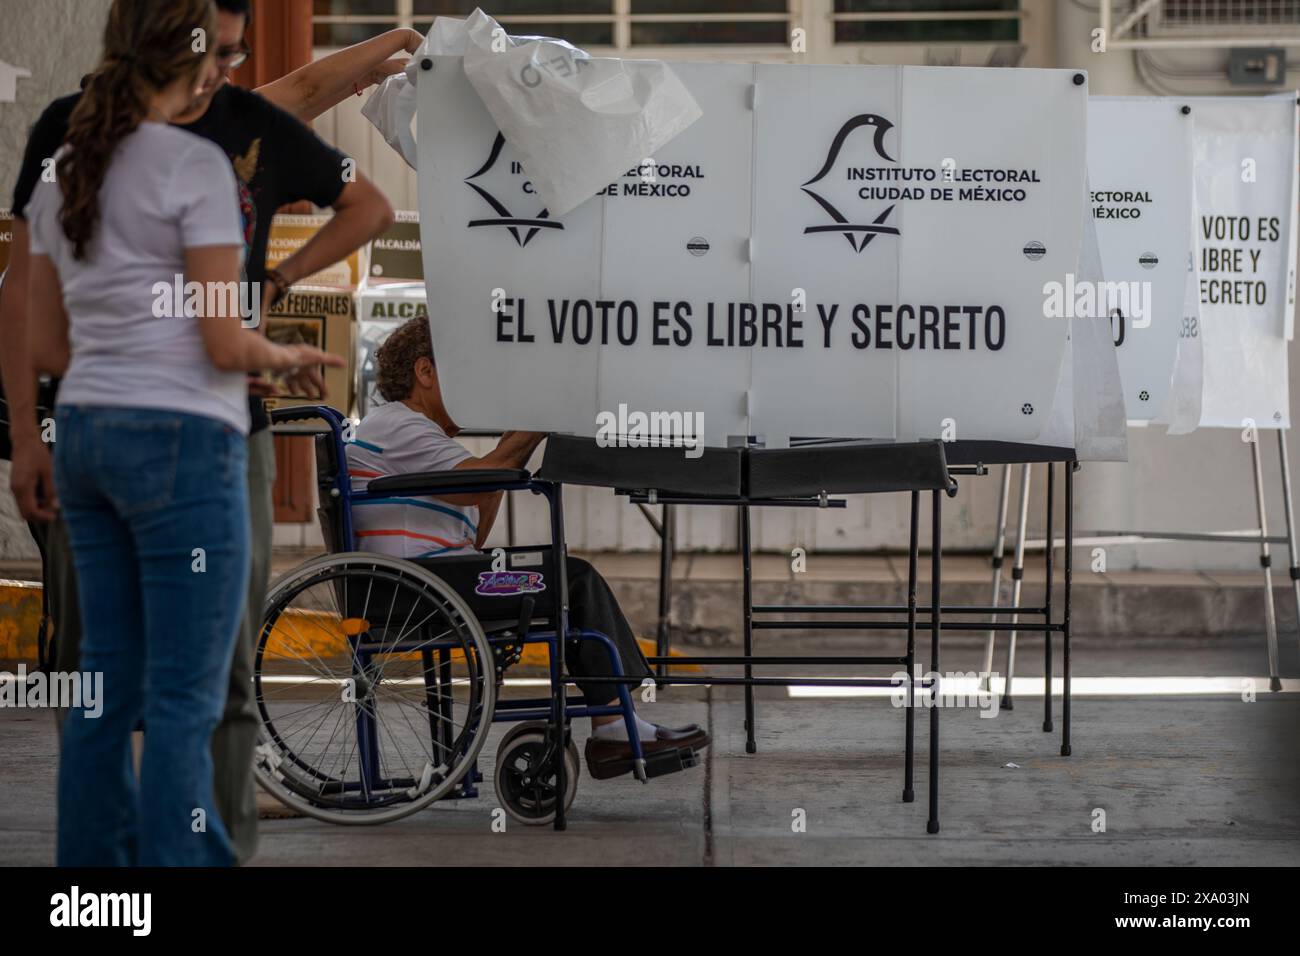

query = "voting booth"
(325, 12), (1141, 835)
(986, 93), (1300, 698)
(1087, 97), (1194, 424)
(413, 56), (1120, 456)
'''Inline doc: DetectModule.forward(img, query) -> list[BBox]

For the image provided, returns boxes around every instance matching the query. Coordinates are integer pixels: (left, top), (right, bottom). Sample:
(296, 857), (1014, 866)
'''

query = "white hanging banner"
(1182, 93), (1298, 431)
(416, 58), (1091, 449)
(1158, 196), (1206, 435)
(1087, 97), (1194, 422)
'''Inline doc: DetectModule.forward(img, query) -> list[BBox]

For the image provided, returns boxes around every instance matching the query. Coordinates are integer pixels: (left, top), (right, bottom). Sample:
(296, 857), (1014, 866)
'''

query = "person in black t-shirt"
(0, 0), (416, 864)
(2, 11), (421, 482)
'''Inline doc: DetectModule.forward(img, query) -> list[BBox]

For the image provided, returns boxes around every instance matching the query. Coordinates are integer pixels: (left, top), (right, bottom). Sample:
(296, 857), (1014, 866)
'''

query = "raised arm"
(255, 28), (423, 124)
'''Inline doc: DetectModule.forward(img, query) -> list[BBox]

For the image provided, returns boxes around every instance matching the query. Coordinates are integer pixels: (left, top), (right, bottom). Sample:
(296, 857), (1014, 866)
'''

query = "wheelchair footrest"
(587, 741), (700, 781)
(642, 746), (698, 780)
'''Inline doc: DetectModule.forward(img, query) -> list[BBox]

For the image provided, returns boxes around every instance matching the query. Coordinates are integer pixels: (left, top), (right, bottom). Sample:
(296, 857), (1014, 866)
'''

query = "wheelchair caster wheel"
(494, 722), (579, 827)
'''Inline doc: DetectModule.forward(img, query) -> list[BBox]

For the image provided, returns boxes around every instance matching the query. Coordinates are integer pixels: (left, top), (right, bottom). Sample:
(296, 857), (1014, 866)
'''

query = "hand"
(278, 364), (328, 400)
(10, 432), (58, 522)
(403, 28), (424, 54)
(247, 373), (281, 398)
(364, 57), (409, 90)
(279, 343), (347, 374)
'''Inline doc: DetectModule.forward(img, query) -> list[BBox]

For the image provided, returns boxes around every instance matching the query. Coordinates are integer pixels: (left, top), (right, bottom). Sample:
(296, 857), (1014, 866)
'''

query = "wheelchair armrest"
(368, 469), (531, 495)
(270, 404), (337, 426)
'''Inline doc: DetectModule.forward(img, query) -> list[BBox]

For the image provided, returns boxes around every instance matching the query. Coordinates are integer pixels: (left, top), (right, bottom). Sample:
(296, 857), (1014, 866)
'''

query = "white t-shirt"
(346, 401), (481, 557)
(27, 122), (249, 432)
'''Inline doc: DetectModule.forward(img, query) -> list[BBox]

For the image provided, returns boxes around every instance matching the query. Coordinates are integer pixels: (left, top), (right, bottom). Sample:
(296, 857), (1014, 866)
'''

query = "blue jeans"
(53, 405), (250, 867)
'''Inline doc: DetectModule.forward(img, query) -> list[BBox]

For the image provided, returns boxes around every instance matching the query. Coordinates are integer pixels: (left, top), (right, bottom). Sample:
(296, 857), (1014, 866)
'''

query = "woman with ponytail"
(24, 0), (342, 867)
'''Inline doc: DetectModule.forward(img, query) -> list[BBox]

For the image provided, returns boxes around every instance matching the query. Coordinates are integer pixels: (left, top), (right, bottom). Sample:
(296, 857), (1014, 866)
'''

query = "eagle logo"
(465, 133), (563, 248)
(802, 113), (900, 253)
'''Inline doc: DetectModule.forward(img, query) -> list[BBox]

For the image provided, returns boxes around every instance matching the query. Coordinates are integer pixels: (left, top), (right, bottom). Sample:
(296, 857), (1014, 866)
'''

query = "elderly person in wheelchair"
(348, 317), (710, 782)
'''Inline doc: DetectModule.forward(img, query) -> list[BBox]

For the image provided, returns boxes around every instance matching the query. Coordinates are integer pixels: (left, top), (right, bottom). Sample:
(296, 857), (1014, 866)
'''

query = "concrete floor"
(2, 639), (1297, 866)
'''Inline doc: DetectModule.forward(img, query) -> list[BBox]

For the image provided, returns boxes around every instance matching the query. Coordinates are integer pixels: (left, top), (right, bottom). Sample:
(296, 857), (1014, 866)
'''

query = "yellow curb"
(265, 608), (697, 670)
(0, 579), (45, 664)
(1, 581), (698, 672)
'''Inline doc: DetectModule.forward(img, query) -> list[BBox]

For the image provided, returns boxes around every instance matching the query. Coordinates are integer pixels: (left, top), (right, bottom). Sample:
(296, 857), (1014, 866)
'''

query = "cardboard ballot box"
(366, 210), (423, 284)
(265, 214), (365, 290)
(264, 286), (356, 417)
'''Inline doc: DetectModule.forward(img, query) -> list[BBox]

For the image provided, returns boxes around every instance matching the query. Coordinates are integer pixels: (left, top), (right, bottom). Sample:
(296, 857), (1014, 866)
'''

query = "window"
(312, 1), (1026, 53)
(833, 1), (1020, 45)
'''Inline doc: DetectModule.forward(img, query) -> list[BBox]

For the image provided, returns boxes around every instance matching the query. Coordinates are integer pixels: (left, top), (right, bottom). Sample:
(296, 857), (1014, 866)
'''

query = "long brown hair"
(58, 0), (218, 260)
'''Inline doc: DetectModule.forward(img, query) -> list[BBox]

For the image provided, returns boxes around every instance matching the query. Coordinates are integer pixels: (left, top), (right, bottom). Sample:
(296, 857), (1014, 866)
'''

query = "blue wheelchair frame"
(272, 405), (646, 824)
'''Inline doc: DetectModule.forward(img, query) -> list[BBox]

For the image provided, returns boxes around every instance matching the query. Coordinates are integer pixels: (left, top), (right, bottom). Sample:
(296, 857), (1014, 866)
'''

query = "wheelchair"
(252, 406), (696, 828)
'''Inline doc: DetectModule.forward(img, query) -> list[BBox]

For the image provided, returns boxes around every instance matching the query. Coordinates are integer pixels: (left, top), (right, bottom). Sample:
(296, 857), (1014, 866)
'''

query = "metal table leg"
(904, 491), (919, 803)
(1249, 437), (1283, 692)
(547, 484), (572, 830)
(1001, 463), (1032, 709)
(655, 504), (674, 679)
(1276, 430), (1300, 669)
(1062, 463), (1074, 757)
(1043, 462), (1054, 733)
(741, 505), (757, 754)
(928, 489), (942, 834)
(981, 465), (1013, 689)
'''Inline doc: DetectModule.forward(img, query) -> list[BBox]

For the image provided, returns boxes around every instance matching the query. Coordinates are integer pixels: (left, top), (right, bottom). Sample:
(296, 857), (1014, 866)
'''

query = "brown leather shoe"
(584, 724), (710, 780)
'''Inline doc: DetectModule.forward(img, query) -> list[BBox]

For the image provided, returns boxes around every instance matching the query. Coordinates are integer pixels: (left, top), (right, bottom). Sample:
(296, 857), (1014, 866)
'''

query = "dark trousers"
(28, 514), (81, 686)
(562, 556), (652, 705)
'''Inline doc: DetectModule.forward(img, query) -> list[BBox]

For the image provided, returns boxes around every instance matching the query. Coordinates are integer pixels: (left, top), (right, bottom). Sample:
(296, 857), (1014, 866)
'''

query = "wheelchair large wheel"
(493, 721), (579, 827)
(253, 552), (495, 825)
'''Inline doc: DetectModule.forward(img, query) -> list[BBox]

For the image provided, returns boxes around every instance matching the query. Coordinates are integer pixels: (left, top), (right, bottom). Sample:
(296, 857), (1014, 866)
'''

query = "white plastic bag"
(461, 9), (701, 215)
(361, 17), (474, 169)
(362, 69), (419, 169)
(365, 9), (702, 215)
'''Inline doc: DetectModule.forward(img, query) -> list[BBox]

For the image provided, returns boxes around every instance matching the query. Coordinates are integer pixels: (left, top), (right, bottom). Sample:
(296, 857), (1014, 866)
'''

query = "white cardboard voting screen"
(1087, 97), (1194, 423)
(1177, 94), (1299, 431)
(417, 58), (1093, 449)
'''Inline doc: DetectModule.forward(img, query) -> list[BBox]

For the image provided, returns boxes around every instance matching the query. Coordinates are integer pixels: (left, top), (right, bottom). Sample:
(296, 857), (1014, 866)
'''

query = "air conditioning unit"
(1102, 0), (1300, 49)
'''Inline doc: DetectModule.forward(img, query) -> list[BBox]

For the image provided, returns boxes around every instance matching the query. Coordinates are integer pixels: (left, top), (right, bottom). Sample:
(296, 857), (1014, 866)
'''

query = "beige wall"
(0, 0), (111, 559)
(0, 0), (111, 196)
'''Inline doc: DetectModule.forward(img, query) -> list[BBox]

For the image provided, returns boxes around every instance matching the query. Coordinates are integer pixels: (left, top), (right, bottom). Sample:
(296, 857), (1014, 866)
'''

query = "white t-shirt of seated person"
(345, 400), (480, 557)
